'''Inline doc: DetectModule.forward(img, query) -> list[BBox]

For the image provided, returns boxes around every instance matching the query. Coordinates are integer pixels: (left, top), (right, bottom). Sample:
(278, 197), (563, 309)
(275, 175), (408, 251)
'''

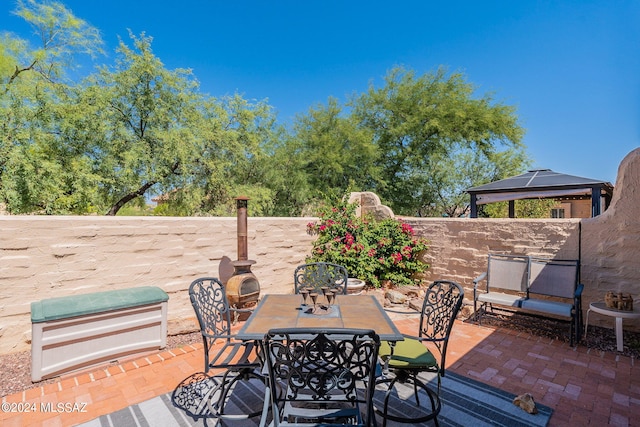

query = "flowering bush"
(306, 199), (429, 287)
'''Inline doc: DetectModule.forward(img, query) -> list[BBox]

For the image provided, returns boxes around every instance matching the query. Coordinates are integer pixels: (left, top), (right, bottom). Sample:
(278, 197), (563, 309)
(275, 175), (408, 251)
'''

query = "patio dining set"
(182, 262), (465, 427)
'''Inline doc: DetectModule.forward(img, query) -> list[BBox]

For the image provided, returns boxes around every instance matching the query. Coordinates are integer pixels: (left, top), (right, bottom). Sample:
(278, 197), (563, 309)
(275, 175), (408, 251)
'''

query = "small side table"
(585, 302), (640, 352)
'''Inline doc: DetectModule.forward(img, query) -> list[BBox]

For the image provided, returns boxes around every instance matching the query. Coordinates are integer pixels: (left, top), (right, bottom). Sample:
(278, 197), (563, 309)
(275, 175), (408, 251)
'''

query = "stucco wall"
(582, 148), (640, 304)
(1, 148), (639, 356)
(405, 217), (580, 292)
(0, 216), (316, 355)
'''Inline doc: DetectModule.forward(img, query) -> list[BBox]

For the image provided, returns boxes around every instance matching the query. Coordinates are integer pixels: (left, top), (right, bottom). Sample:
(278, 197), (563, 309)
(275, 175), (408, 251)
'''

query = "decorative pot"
(346, 278), (366, 295)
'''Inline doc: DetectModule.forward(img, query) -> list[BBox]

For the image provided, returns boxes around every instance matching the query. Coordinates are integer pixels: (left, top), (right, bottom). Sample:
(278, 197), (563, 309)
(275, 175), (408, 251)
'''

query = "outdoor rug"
(76, 370), (552, 427)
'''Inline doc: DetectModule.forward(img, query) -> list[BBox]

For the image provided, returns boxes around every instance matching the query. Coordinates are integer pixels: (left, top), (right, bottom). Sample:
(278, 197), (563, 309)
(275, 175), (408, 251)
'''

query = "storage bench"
(473, 253), (583, 345)
(31, 286), (169, 381)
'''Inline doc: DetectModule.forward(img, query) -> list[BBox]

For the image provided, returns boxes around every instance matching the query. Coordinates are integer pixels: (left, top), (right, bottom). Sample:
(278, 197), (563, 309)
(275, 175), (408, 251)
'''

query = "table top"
(590, 301), (640, 318)
(236, 294), (404, 342)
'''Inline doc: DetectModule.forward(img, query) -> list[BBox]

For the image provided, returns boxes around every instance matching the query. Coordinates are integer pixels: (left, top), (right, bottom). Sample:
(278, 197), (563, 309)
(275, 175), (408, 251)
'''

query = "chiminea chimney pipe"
(235, 196), (249, 261)
(227, 196), (259, 312)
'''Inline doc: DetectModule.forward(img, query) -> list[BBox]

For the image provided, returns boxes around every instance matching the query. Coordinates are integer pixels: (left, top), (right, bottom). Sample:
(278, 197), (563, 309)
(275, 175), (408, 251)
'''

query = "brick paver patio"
(1, 315), (638, 426)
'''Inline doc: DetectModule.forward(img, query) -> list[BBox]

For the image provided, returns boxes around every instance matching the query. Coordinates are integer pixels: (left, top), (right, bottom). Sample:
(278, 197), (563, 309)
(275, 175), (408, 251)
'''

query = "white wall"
(1, 148), (639, 355)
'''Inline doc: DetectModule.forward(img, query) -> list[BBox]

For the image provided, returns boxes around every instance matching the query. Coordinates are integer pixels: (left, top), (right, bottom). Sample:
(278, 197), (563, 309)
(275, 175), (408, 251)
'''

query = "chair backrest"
(487, 253), (529, 292)
(418, 280), (464, 374)
(264, 328), (380, 426)
(528, 257), (579, 299)
(294, 262), (349, 294)
(188, 277), (233, 344)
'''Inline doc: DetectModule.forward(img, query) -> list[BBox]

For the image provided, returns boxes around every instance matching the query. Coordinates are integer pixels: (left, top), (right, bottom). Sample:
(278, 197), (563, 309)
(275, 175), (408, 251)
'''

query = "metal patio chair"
(187, 277), (266, 419)
(293, 262), (349, 295)
(264, 328), (380, 426)
(376, 280), (464, 427)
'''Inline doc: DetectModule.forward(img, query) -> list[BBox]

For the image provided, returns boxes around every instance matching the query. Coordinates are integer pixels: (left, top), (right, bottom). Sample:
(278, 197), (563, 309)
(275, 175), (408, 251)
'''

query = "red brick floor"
(1, 317), (638, 427)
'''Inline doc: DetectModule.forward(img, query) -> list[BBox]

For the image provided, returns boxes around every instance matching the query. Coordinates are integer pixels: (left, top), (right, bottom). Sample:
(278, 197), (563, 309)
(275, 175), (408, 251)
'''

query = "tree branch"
(105, 180), (156, 216)
(105, 161), (181, 215)
(3, 60), (38, 95)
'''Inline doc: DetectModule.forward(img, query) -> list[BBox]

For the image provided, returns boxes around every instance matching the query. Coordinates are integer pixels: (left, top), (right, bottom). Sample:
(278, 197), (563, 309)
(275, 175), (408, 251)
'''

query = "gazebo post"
(470, 194), (478, 218)
(591, 185), (602, 217)
(508, 200), (515, 218)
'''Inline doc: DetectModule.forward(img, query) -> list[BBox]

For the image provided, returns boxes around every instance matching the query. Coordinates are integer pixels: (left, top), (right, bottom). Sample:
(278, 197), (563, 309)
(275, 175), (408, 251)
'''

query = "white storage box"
(31, 286), (168, 382)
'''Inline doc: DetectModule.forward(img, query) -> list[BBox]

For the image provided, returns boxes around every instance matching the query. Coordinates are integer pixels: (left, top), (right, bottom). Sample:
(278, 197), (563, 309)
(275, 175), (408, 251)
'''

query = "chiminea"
(225, 197), (260, 310)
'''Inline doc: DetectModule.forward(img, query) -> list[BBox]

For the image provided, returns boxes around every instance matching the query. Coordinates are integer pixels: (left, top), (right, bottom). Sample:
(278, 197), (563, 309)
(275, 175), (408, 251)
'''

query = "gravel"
(466, 309), (640, 356)
(2, 312), (639, 398)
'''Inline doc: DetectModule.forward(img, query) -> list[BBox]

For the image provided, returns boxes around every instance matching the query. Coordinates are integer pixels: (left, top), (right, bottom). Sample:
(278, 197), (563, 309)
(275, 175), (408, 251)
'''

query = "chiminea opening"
(226, 196), (260, 312)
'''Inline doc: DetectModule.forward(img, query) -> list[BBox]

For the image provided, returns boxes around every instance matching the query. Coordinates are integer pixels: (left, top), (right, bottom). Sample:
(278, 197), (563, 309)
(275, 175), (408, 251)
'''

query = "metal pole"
(235, 196), (249, 261)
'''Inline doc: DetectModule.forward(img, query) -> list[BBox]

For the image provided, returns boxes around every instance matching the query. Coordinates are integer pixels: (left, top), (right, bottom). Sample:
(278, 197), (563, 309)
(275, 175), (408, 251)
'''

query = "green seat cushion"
(379, 337), (438, 369)
(31, 286), (169, 323)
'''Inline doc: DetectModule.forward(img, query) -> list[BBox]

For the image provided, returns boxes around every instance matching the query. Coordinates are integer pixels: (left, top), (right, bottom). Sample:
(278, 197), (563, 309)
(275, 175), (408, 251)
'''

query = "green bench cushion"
(519, 298), (573, 318)
(379, 338), (438, 369)
(31, 286), (169, 323)
(477, 292), (525, 307)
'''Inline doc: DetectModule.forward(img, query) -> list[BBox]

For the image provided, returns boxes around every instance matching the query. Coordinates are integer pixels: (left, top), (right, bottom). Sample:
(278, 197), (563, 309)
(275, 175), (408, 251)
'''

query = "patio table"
(236, 293), (403, 342)
(585, 301), (640, 352)
(236, 293), (404, 427)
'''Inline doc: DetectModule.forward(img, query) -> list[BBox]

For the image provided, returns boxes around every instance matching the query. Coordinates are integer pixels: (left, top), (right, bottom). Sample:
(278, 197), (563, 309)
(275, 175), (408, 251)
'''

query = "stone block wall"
(405, 217), (581, 295)
(581, 148), (640, 303)
(0, 216), (316, 355)
(1, 148), (639, 356)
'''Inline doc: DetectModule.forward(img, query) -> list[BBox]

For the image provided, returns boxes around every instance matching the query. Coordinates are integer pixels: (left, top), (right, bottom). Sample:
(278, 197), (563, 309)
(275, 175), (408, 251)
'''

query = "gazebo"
(466, 169), (614, 218)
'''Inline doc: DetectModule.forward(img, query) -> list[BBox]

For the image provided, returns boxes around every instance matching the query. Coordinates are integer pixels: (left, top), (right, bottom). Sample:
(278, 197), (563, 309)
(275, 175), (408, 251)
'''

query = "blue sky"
(1, 0), (638, 184)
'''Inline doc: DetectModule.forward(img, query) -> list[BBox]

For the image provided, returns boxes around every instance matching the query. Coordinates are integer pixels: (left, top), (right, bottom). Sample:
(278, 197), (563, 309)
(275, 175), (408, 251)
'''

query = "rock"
(513, 393), (538, 414)
(408, 298), (424, 311)
(458, 305), (474, 320)
(392, 285), (421, 299)
(385, 289), (407, 304)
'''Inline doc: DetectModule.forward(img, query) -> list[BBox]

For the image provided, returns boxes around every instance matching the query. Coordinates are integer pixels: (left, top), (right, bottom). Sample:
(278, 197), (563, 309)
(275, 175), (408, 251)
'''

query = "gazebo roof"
(466, 169), (613, 205)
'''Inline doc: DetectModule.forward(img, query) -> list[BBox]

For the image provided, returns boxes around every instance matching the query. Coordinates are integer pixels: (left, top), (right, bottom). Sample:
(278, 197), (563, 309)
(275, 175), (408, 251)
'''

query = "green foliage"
(0, 2), (530, 218)
(258, 129), (312, 216)
(116, 203), (155, 216)
(419, 143), (531, 217)
(481, 198), (557, 218)
(8, 0), (103, 84)
(306, 198), (429, 287)
(79, 32), (207, 215)
(292, 98), (380, 194)
(0, 0), (104, 214)
(350, 66), (527, 216)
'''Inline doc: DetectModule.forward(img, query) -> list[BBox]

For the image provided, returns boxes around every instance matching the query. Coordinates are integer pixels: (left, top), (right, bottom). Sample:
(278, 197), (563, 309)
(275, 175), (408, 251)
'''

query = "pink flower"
(391, 252), (403, 264)
(345, 233), (355, 245)
(401, 222), (414, 235)
(319, 225), (327, 232)
(368, 248), (377, 257)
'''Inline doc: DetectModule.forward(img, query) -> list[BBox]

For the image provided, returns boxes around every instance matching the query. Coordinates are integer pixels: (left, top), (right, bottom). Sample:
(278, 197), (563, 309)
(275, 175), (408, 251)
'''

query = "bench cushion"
(379, 338), (438, 369)
(519, 298), (573, 318)
(477, 292), (525, 307)
(31, 286), (169, 323)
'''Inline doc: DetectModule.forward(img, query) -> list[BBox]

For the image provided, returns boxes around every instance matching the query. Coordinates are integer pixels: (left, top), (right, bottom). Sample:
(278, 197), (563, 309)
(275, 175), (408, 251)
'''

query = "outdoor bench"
(31, 286), (168, 381)
(473, 253), (583, 345)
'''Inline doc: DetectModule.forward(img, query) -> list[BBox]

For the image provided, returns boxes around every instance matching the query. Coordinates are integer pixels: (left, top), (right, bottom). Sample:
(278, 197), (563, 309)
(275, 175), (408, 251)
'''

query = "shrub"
(306, 198), (429, 287)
